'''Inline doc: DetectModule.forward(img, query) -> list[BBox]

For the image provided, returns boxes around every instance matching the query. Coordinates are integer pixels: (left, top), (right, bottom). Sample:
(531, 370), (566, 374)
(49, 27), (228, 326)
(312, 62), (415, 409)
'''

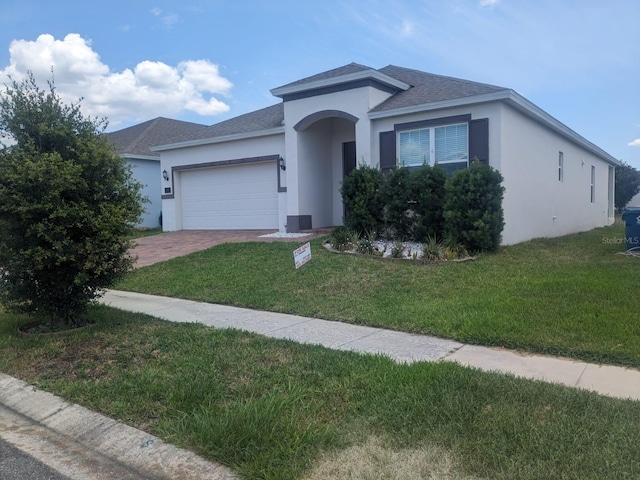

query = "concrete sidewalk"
(101, 290), (640, 402)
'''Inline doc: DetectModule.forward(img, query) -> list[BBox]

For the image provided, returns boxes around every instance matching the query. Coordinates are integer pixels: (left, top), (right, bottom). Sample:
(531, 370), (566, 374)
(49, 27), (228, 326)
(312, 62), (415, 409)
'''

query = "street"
(0, 437), (70, 480)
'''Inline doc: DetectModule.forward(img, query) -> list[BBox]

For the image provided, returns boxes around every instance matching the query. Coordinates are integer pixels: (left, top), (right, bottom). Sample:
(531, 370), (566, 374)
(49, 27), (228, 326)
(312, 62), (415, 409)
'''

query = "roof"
(150, 103), (285, 152)
(274, 62), (373, 91)
(154, 64), (504, 149)
(106, 117), (206, 157)
(270, 62), (410, 99)
(371, 65), (507, 112)
(148, 63), (617, 164)
(163, 103), (284, 144)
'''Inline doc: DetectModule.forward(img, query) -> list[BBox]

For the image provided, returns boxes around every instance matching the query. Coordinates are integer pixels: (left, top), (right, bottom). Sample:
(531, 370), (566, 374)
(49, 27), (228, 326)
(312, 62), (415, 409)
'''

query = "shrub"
(357, 237), (376, 255)
(444, 161), (505, 252)
(382, 167), (413, 240)
(423, 235), (445, 262)
(410, 164), (447, 242)
(390, 241), (405, 258)
(0, 73), (144, 326)
(340, 164), (384, 234)
(329, 226), (355, 252)
(443, 240), (469, 260)
(355, 229), (377, 255)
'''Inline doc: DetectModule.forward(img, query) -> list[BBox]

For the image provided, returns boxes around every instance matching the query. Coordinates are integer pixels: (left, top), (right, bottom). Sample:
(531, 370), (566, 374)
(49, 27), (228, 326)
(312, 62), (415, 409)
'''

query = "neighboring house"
(107, 117), (205, 228)
(628, 192), (640, 207)
(152, 63), (619, 245)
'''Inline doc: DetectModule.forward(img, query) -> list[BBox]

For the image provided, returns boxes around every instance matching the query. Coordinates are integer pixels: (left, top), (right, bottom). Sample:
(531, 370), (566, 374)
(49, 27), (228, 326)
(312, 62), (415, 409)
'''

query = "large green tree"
(615, 161), (640, 212)
(0, 73), (144, 326)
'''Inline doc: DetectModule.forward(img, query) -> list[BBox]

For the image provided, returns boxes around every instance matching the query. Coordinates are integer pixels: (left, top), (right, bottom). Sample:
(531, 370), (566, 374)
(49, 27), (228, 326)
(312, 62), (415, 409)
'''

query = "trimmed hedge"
(382, 167), (413, 240)
(444, 162), (505, 252)
(340, 164), (384, 234)
(410, 165), (447, 242)
(340, 161), (504, 252)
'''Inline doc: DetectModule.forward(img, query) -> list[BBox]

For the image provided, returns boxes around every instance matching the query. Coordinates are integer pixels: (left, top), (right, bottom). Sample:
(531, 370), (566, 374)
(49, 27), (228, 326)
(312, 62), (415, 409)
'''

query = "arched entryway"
(293, 110), (358, 228)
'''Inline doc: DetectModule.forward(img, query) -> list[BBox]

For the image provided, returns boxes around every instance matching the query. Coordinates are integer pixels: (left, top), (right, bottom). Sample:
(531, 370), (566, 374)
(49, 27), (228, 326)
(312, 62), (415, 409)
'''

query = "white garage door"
(181, 161), (279, 229)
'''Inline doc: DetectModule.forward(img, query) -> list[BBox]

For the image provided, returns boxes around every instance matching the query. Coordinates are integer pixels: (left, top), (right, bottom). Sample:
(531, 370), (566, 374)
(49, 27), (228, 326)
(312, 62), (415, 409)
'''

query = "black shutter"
(469, 118), (489, 166)
(380, 131), (396, 173)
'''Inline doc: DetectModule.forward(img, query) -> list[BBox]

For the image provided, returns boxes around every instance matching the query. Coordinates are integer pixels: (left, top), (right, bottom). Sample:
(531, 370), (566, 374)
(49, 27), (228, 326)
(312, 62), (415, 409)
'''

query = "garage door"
(181, 161), (279, 229)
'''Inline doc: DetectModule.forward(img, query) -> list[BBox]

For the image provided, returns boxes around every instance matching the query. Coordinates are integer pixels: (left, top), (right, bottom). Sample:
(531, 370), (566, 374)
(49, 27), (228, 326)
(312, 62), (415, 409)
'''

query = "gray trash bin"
(621, 207), (640, 251)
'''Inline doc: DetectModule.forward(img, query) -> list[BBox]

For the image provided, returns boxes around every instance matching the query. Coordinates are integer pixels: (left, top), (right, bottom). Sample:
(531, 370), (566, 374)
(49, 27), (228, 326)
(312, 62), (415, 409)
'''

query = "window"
(398, 123), (468, 173)
(558, 152), (563, 182)
(590, 165), (595, 203)
(398, 128), (430, 167)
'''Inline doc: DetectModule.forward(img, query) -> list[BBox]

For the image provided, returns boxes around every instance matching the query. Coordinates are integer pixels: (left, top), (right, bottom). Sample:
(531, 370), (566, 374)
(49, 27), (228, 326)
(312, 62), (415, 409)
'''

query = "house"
(628, 192), (640, 207)
(107, 117), (205, 228)
(152, 63), (619, 244)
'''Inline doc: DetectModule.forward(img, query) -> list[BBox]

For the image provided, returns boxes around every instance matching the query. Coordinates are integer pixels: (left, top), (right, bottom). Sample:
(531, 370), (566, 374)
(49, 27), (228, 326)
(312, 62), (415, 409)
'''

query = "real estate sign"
(293, 242), (312, 269)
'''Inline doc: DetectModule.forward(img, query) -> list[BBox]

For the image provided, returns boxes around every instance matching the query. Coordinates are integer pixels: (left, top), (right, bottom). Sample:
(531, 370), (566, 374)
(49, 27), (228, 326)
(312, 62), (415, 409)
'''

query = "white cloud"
(628, 139), (640, 147)
(179, 60), (233, 93)
(479, 0), (499, 6)
(0, 33), (232, 126)
(399, 19), (415, 37)
(150, 7), (179, 29)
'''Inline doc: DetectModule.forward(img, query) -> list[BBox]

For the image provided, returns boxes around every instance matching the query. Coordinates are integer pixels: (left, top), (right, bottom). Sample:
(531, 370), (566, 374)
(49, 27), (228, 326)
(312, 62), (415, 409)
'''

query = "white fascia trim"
(270, 70), (410, 97)
(150, 127), (285, 152)
(368, 91), (511, 119)
(121, 153), (160, 161)
(369, 90), (620, 166)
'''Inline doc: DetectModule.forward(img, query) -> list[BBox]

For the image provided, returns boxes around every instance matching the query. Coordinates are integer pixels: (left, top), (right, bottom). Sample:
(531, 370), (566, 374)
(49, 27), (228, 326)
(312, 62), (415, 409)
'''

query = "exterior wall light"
(279, 157), (286, 171)
(162, 169), (169, 181)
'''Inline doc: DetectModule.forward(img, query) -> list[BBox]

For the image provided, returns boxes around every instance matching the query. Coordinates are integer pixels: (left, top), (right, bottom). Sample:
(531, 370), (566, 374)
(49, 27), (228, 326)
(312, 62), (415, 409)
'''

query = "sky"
(0, 0), (639, 168)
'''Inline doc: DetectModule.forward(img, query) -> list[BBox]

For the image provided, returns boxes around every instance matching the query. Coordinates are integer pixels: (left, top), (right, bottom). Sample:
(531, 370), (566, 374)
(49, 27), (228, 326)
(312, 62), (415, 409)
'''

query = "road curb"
(0, 373), (237, 480)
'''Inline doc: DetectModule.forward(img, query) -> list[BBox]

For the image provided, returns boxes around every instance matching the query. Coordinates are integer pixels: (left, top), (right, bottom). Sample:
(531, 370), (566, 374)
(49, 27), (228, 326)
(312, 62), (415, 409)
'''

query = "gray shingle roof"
(371, 65), (508, 112)
(166, 103), (284, 145)
(151, 64), (508, 148)
(106, 117), (206, 156)
(275, 62), (373, 90)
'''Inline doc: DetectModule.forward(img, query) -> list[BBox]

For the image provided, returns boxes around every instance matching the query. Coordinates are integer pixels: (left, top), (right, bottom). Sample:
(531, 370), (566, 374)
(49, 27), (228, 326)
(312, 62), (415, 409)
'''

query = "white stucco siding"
(160, 134), (284, 170)
(160, 134), (285, 231)
(128, 158), (162, 228)
(499, 103), (613, 245)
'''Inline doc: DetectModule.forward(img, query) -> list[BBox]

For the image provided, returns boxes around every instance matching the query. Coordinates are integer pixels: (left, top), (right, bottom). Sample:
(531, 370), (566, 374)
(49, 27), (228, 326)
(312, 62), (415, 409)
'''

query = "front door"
(343, 141), (356, 179)
(342, 141), (356, 220)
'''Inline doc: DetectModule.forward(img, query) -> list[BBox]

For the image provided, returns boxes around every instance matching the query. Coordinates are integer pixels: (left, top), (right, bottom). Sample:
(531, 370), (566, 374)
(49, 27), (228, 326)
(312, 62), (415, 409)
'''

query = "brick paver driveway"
(130, 229), (330, 268)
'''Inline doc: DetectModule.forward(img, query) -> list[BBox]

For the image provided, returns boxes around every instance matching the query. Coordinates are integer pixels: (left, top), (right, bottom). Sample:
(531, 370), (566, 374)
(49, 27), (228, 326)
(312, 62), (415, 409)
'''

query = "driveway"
(130, 229), (330, 268)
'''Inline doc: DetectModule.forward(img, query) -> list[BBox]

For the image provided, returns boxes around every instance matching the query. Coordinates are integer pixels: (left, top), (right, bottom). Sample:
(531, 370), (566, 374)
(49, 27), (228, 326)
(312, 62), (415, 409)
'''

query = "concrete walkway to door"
(131, 229), (330, 268)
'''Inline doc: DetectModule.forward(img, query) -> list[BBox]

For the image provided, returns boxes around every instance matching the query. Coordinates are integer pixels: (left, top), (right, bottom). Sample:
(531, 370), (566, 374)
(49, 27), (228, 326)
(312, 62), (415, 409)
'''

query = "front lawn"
(0, 307), (638, 480)
(117, 222), (640, 368)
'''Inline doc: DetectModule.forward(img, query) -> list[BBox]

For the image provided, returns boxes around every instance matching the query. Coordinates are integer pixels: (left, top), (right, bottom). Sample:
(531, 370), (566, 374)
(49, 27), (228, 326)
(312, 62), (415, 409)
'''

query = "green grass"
(116, 222), (640, 368)
(0, 306), (638, 480)
(128, 227), (163, 240)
